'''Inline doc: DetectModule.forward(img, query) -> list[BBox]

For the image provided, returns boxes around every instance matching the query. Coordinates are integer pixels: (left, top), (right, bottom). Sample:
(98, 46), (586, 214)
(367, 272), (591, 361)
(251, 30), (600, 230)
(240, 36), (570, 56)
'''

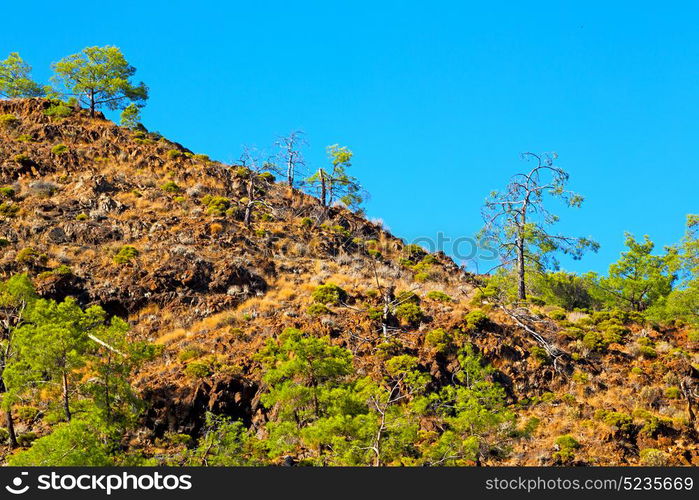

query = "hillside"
(0, 98), (697, 466)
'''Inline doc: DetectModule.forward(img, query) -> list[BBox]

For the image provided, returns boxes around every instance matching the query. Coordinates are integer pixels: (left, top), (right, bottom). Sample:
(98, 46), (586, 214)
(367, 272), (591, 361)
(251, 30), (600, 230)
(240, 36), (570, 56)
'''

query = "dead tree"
(275, 131), (307, 188)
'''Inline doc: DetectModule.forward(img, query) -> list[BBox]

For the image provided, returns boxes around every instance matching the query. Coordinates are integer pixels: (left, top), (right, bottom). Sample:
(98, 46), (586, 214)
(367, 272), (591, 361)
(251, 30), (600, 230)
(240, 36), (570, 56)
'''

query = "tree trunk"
(516, 234), (526, 301)
(319, 169), (327, 207)
(62, 370), (71, 421)
(5, 408), (17, 448)
(89, 90), (95, 118)
(244, 203), (252, 227)
(287, 154), (294, 187)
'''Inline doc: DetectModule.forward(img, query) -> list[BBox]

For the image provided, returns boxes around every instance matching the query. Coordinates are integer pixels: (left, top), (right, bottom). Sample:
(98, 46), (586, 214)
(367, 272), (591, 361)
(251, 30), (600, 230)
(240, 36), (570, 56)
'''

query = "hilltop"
(0, 98), (697, 466)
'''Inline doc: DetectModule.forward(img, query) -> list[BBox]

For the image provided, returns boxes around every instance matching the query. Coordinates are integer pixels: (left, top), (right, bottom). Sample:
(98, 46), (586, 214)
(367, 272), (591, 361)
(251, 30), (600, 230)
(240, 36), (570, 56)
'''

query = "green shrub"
(547, 308), (567, 321)
(17, 432), (38, 447)
(414, 272), (429, 282)
(425, 328), (452, 353)
(300, 217), (313, 229)
(367, 307), (383, 321)
(114, 245), (139, 265)
(51, 143), (68, 155)
(44, 103), (72, 119)
(184, 361), (211, 379)
(258, 172), (275, 183)
(0, 238), (9, 247)
(639, 448), (668, 466)
(201, 195), (231, 215)
(13, 153), (30, 164)
(161, 181), (181, 193)
(594, 410), (634, 433)
(0, 114), (19, 128)
(394, 303), (423, 324)
(178, 346), (205, 362)
(75, 213), (88, 221)
(0, 202), (19, 217)
(639, 345), (657, 358)
(402, 243), (426, 262)
(530, 346), (549, 364)
(464, 309), (489, 331)
(52, 265), (73, 276)
(687, 330), (699, 342)
(582, 331), (608, 352)
(15, 247), (37, 264)
(307, 303), (330, 316)
(193, 154), (210, 162)
(312, 283), (347, 305)
(0, 186), (15, 198)
(426, 291), (452, 302)
(664, 386), (681, 399)
(396, 290), (420, 305)
(0, 428), (9, 442)
(16, 406), (39, 421)
(553, 434), (580, 463)
(167, 149), (183, 159)
(561, 326), (585, 340)
(15, 133), (33, 143)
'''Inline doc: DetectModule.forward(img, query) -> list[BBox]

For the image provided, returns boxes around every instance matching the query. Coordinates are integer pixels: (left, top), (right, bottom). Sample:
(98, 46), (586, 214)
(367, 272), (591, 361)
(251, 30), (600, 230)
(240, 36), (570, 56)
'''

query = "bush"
(414, 272), (429, 282)
(201, 195), (231, 216)
(15, 247), (37, 265)
(307, 303), (330, 317)
(167, 149), (183, 159)
(44, 103), (73, 119)
(0, 186), (15, 198)
(161, 181), (181, 193)
(0, 202), (19, 217)
(639, 448), (668, 466)
(639, 345), (657, 358)
(394, 302), (423, 324)
(464, 309), (489, 331)
(553, 434), (580, 463)
(402, 243), (427, 262)
(16, 432), (38, 447)
(687, 330), (699, 343)
(15, 133), (33, 143)
(185, 361), (212, 379)
(75, 213), (88, 221)
(8, 420), (112, 466)
(13, 153), (30, 164)
(16, 406), (39, 421)
(547, 308), (567, 321)
(582, 331), (608, 352)
(179, 346), (205, 362)
(664, 386), (681, 399)
(28, 180), (57, 197)
(425, 328), (452, 353)
(312, 283), (347, 305)
(530, 346), (549, 364)
(258, 172), (275, 183)
(426, 291), (452, 302)
(300, 217), (313, 229)
(594, 410), (634, 433)
(0, 114), (19, 128)
(114, 245), (139, 265)
(193, 154), (210, 162)
(51, 143), (68, 155)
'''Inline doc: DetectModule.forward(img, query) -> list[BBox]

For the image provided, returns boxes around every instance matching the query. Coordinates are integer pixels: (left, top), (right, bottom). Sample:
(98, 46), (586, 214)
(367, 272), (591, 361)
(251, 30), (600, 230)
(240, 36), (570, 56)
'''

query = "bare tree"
(238, 146), (276, 227)
(479, 152), (598, 301)
(275, 131), (307, 188)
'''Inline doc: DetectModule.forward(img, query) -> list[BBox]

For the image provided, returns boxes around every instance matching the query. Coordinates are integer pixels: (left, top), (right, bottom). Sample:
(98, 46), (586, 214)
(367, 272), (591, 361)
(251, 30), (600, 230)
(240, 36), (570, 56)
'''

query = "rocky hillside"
(0, 98), (697, 465)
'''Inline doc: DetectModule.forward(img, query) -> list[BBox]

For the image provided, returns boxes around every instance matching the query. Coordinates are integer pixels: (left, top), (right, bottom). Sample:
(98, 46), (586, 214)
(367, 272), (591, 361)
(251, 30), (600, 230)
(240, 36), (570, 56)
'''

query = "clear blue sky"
(3, 1), (697, 274)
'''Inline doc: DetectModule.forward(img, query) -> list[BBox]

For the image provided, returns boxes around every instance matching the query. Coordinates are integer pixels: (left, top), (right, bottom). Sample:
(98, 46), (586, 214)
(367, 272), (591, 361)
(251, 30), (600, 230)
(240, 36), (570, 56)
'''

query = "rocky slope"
(0, 98), (697, 465)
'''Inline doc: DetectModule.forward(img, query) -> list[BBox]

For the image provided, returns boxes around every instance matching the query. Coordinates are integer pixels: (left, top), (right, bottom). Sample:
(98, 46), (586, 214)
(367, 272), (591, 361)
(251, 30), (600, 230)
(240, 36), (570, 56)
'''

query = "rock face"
(1, 99), (697, 465)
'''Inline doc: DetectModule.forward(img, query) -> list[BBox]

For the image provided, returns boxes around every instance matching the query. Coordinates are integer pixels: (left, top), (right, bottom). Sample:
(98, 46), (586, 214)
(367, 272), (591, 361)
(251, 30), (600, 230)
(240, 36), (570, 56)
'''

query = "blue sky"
(2, 1), (697, 273)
